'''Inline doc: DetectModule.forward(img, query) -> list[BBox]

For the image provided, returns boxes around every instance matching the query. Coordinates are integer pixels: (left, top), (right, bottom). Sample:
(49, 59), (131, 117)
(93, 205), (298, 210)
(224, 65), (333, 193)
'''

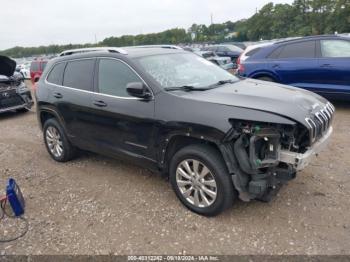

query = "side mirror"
(126, 82), (151, 99)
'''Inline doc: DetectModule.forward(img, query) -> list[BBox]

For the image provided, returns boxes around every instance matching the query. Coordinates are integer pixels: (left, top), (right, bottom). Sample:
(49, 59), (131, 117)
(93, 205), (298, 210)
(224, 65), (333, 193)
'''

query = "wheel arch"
(160, 133), (233, 177)
(249, 70), (280, 82)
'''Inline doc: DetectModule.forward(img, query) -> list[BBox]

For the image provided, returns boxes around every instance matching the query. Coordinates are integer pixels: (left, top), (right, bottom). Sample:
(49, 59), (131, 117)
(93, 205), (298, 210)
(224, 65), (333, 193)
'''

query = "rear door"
(52, 58), (96, 147)
(267, 41), (319, 88)
(317, 39), (350, 95)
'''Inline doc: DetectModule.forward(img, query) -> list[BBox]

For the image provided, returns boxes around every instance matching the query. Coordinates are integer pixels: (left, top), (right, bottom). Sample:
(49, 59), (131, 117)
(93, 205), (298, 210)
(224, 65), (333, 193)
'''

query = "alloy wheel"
(46, 126), (64, 158)
(176, 159), (217, 208)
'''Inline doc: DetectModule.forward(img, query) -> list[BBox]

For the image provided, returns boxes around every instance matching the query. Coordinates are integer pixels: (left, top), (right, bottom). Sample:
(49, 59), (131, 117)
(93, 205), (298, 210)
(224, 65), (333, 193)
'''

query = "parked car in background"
(195, 50), (234, 71)
(30, 58), (48, 83)
(37, 47), (333, 216)
(0, 56), (33, 113)
(15, 63), (31, 79)
(201, 44), (243, 67)
(222, 42), (247, 50)
(237, 35), (350, 100)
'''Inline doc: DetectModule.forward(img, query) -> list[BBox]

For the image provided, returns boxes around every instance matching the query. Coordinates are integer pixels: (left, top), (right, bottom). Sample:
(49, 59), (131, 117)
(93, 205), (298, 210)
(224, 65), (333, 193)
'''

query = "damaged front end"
(0, 55), (33, 113)
(223, 108), (334, 202)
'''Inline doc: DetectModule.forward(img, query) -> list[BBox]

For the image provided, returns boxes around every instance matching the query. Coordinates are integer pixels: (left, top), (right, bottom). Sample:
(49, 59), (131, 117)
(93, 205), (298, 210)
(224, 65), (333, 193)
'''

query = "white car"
(17, 63), (31, 79)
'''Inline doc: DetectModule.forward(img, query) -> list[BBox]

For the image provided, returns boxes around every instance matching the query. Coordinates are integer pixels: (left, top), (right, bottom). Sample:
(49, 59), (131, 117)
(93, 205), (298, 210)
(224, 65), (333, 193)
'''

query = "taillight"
(237, 54), (245, 73)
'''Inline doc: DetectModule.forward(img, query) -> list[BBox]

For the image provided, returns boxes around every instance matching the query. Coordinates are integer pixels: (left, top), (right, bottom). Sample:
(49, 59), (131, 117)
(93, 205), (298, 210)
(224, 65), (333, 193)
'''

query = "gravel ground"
(0, 82), (349, 255)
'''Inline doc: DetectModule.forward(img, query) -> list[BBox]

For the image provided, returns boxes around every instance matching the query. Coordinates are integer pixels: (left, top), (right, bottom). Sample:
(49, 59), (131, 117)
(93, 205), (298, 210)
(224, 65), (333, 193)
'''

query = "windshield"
(136, 53), (238, 89)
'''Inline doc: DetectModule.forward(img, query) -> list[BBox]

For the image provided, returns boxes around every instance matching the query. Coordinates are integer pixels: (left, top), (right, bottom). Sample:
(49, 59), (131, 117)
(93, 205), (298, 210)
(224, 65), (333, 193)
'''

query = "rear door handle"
(321, 63), (332, 68)
(93, 100), (107, 107)
(272, 64), (280, 69)
(53, 92), (63, 99)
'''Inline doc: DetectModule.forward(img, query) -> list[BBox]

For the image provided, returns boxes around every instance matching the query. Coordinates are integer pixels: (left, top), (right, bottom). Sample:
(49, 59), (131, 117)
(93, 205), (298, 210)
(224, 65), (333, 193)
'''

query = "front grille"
(0, 89), (25, 109)
(305, 102), (335, 143)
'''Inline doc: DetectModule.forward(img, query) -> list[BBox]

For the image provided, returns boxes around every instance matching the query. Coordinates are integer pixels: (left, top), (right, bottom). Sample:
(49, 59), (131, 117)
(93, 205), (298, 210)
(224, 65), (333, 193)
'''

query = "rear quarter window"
(63, 59), (95, 91)
(246, 48), (261, 57)
(47, 62), (66, 85)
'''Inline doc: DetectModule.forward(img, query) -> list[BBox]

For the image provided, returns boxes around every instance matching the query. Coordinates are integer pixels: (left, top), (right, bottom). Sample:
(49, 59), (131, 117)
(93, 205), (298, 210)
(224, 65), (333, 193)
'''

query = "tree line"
(1, 0), (349, 58)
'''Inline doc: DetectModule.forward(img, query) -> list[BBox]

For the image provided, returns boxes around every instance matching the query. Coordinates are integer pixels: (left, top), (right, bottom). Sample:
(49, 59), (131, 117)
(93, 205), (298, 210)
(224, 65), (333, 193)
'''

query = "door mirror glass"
(126, 82), (151, 99)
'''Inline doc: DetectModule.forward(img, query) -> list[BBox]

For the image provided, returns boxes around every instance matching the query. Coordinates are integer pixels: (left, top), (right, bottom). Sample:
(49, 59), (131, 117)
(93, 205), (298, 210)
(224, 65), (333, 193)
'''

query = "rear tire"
(43, 118), (77, 162)
(257, 76), (275, 82)
(169, 144), (236, 216)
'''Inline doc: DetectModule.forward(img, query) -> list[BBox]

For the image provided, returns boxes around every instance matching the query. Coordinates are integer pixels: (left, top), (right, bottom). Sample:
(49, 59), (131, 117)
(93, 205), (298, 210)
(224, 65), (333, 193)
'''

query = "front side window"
(98, 59), (141, 97)
(321, 40), (350, 58)
(47, 62), (66, 85)
(63, 59), (95, 91)
(136, 53), (238, 88)
(277, 41), (316, 59)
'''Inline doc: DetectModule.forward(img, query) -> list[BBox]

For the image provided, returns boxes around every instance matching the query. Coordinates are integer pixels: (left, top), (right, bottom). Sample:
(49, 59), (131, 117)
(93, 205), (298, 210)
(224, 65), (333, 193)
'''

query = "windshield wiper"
(164, 85), (211, 92)
(164, 79), (236, 92)
(209, 79), (236, 87)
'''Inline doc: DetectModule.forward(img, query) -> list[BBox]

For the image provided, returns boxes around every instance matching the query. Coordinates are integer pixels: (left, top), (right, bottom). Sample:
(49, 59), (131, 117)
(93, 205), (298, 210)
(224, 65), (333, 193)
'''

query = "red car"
(30, 58), (48, 84)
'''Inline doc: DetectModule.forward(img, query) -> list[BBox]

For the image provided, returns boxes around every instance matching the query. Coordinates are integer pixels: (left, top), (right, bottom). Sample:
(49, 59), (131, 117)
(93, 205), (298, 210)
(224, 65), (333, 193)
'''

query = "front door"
(89, 58), (156, 163)
(316, 39), (350, 96)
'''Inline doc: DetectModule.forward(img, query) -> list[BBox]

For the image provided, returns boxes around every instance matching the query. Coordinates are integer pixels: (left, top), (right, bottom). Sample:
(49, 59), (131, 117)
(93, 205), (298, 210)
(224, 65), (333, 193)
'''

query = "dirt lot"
(0, 81), (350, 255)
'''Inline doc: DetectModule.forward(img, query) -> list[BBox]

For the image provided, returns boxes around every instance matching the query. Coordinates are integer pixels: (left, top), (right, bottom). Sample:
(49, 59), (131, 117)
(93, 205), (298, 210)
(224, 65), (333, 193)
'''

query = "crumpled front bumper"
(0, 89), (33, 113)
(278, 126), (333, 171)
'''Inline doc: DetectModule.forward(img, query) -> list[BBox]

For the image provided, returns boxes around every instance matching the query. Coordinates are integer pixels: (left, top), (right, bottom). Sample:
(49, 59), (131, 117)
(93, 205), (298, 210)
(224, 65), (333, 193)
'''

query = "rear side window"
(321, 40), (350, 57)
(246, 47), (261, 57)
(98, 59), (141, 97)
(277, 41), (316, 59)
(47, 63), (66, 85)
(30, 62), (39, 72)
(63, 59), (95, 91)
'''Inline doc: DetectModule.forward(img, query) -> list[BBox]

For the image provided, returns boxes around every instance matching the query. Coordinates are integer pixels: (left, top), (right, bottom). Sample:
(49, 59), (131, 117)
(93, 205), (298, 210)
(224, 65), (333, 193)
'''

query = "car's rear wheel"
(43, 118), (77, 162)
(257, 76), (275, 82)
(169, 144), (236, 216)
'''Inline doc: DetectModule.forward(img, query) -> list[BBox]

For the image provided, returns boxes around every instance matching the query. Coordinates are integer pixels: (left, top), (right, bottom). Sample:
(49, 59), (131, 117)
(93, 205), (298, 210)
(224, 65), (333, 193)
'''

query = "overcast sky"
(0, 0), (293, 50)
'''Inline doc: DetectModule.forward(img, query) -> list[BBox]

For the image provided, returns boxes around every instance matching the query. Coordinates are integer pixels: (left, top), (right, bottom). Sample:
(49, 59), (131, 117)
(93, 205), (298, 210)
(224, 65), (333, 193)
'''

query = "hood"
(180, 78), (329, 126)
(0, 55), (16, 77)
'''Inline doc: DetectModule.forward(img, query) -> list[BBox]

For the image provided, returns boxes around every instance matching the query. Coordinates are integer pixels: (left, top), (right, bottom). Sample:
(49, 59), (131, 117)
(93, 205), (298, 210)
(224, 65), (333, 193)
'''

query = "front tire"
(170, 144), (236, 216)
(43, 118), (77, 162)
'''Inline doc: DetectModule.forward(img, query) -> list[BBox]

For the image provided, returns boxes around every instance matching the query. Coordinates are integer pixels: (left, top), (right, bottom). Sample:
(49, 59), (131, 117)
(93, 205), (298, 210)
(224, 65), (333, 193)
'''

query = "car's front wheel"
(170, 144), (236, 216)
(43, 118), (77, 162)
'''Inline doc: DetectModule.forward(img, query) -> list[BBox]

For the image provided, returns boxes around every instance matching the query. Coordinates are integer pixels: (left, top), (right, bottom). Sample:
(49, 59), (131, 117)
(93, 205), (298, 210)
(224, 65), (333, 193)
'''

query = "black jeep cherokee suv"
(36, 47), (334, 216)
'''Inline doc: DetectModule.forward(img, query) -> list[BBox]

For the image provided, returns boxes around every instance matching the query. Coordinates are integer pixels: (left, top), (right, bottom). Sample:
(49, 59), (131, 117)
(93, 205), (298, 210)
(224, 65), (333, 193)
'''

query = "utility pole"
(211, 13), (213, 25)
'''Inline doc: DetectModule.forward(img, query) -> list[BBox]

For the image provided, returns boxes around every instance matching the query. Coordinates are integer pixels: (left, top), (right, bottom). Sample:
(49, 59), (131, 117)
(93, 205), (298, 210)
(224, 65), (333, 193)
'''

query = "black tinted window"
(98, 59), (141, 97)
(47, 62), (66, 85)
(277, 41), (316, 58)
(246, 48), (261, 57)
(63, 59), (95, 91)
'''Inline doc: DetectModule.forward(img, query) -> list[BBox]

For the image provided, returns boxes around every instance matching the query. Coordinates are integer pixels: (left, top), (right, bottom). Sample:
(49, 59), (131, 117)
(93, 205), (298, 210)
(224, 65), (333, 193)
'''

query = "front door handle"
(321, 63), (332, 68)
(272, 64), (280, 69)
(53, 92), (63, 99)
(93, 100), (107, 107)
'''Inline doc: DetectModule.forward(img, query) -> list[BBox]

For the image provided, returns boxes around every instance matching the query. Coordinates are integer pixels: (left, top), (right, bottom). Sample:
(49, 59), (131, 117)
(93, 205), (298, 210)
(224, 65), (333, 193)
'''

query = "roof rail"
(127, 45), (183, 50)
(275, 34), (340, 44)
(59, 47), (128, 57)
